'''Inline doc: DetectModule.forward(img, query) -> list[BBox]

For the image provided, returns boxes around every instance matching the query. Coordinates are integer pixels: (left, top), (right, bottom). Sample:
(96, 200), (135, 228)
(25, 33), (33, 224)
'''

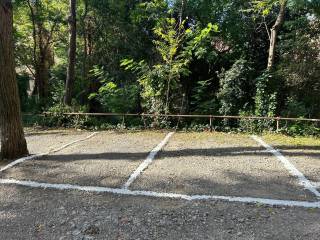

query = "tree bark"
(267, 1), (286, 70)
(82, 0), (88, 81)
(64, 0), (77, 105)
(27, 0), (53, 102)
(0, 0), (28, 160)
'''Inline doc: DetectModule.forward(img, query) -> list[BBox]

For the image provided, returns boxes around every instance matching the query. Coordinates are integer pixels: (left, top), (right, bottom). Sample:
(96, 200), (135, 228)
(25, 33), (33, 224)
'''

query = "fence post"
(276, 117), (280, 132)
(122, 115), (125, 128)
(209, 115), (213, 132)
(142, 113), (147, 129)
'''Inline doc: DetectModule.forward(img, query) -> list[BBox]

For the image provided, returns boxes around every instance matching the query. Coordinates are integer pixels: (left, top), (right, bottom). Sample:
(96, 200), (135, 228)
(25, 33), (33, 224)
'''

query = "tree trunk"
(34, 55), (50, 100)
(0, 0), (28, 160)
(82, 0), (88, 83)
(267, 1), (286, 70)
(28, 1), (52, 103)
(64, 0), (77, 105)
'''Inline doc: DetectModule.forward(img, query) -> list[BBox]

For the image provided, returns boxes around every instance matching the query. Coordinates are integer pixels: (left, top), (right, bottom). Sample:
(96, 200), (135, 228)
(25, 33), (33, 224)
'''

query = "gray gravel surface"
(263, 136), (320, 186)
(1, 131), (167, 188)
(0, 185), (319, 240)
(132, 132), (316, 201)
(24, 129), (91, 155)
(0, 129), (89, 167)
(1, 130), (320, 239)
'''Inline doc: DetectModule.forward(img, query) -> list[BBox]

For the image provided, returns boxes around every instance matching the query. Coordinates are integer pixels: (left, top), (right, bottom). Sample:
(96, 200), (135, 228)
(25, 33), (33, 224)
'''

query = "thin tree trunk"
(35, 54), (50, 99)
(82, 0), (88, 82)
(64, 0), (77, 105)
(28, 1), (51, 102)
(0, 0), (28, 160)
(267, 1), (286, 70)
(179, 0), (185, 26)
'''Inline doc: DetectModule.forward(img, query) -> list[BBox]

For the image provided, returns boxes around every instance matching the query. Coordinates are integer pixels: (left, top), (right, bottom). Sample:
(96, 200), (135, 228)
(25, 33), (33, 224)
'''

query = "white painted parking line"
(0, 132), (98, 173)
(123, 132), (175, 189)
(312, 182), (320, 188)
(0, 178), (319, 209)
(251, 135), (320, 198)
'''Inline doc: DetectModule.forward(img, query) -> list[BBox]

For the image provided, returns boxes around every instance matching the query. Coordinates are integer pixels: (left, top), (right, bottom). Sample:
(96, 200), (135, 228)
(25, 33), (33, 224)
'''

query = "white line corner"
(0, 132), (98, 173)
(251, 135), (320, 199)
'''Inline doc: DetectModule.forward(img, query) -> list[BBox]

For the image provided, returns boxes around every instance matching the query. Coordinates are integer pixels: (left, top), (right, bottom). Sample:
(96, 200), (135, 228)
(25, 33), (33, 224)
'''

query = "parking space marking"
(251, 135), (320, 198)
(312, 182), (320, 188)
(123, 132), (175, 189)
(0, 132), (98, 173)
(0, 178), (319, 209)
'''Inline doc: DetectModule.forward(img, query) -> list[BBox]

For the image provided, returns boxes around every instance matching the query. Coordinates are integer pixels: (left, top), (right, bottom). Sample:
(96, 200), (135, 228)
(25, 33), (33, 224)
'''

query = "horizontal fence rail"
(52, 112), (320, 123)
(21, 112), (320, 132)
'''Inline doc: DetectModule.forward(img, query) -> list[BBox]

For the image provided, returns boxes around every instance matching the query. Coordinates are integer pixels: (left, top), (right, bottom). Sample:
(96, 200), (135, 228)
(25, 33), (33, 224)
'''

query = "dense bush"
(217, 59), (252, 117)
(89, 66), (140, 113)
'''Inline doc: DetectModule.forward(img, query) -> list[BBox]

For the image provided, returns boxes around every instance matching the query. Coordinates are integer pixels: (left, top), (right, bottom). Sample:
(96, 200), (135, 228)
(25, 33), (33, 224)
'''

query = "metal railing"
(34, 112), (320, 132)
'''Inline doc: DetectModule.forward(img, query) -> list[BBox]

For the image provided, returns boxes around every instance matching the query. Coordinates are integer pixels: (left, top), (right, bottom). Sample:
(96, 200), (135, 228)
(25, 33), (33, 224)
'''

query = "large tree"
(0, 0), (28, 160)
(64, 0), (77, 105)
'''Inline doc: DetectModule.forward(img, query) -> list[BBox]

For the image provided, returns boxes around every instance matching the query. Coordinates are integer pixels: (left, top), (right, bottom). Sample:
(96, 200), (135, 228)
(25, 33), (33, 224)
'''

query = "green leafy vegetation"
(10, 0), (320, 136)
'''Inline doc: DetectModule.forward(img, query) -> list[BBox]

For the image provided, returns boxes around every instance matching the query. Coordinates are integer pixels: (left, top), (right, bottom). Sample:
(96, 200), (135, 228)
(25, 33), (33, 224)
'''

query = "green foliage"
(11, 0), (320, 136)
(16, 74), (30, 111)
(250, 0), (287, 16)
(14, 0), (68, 72)
(281, 97), (308, 118)
(276, 17), (320, 118)
(89, 66), (139, 113)
(217, 59), (252, 116)
(254, 71), (278, 130)
(121, 18), (217, 114)
(16, 73), (44, 113)
(131, 0), (168, 24)
(280, 122), (320, 136)
(190, 79), (218, 114)
(45, 104), (74, 126)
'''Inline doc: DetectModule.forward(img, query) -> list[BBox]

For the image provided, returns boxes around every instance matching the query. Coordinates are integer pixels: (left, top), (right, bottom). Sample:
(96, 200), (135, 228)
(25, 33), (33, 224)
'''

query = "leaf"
(88, 93), (97, 100)
(262, 8), (270, 15)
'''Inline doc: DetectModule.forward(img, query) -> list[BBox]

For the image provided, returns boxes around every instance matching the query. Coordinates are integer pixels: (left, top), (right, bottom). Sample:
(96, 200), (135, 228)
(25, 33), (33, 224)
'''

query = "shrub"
(254, 71), (277, 131)
(89, 66), (140, 113)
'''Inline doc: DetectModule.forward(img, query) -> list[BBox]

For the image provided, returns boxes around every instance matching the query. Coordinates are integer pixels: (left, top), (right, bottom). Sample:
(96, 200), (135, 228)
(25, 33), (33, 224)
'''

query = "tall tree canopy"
(6, 0), (320, 125)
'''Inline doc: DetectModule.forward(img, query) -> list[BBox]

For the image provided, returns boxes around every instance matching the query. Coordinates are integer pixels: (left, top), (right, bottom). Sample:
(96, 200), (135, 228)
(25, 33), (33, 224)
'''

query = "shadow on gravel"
(130, 168), (317, 201)
(32, 145), (320, 163)
(0, 182), (319, 240)
(1, 164), (316, 202)
(25, 131), (81, 137)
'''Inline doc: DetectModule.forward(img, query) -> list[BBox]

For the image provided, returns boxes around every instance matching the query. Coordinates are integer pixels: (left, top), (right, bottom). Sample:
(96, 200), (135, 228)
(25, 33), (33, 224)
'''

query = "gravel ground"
(262, 135), (320, 186)
(0, 184), (319, 240)
(131, 132), (316, 201)
(1, 131), (167, 188)
(1, 130), (320, 239)
(1, 129), (89, 156)
(0, 129), (89, 168)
